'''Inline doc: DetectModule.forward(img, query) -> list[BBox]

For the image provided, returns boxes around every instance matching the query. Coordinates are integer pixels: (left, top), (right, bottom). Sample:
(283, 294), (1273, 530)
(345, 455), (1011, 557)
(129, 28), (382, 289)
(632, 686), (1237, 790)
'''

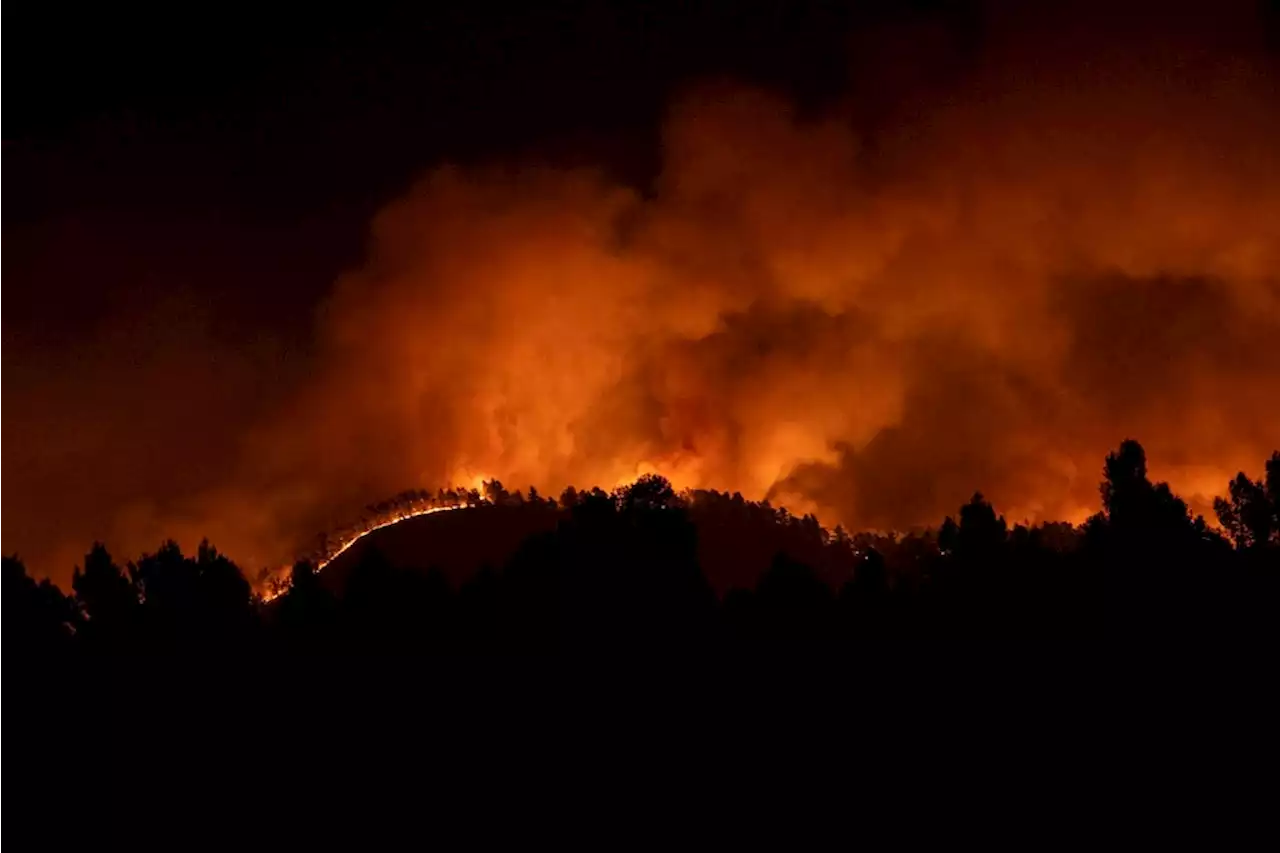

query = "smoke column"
(6, 2), (1279, 582)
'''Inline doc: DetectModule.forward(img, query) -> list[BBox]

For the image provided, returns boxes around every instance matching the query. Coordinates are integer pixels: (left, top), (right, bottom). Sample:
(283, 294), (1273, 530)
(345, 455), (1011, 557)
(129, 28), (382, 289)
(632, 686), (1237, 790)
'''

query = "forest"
(7, 440), (1279, 655)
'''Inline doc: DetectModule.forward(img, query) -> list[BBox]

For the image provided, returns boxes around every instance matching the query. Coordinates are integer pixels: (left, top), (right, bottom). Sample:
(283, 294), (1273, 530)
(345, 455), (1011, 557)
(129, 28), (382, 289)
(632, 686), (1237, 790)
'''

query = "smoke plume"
(6, 3), (1279, 583)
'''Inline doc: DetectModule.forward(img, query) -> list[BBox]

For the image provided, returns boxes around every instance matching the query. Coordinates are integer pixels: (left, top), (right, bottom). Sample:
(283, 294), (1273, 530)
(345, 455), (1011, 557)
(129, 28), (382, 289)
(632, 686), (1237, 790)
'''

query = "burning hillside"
(5, 3), (1279, 581)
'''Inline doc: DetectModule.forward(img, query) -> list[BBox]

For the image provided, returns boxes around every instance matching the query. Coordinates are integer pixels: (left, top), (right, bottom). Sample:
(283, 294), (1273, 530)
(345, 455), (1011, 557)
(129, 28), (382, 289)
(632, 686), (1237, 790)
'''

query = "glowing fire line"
(261, 501), (476, 602)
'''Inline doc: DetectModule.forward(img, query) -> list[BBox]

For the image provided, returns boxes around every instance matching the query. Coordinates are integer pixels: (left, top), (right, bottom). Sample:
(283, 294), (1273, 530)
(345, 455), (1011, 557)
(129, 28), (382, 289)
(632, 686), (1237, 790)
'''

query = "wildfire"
(260, 490), (487, 602)
(8, 14), (1280, 588)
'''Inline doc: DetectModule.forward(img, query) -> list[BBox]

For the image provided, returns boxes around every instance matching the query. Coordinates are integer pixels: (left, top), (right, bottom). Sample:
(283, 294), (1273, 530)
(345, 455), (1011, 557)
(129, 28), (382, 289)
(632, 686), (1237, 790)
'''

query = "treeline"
(6, 441), (1279, 654)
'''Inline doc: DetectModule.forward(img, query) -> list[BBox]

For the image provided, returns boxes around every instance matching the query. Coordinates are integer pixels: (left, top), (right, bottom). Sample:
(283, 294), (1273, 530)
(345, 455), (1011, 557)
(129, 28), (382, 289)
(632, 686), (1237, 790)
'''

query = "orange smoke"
(6, 5), (1279, 582)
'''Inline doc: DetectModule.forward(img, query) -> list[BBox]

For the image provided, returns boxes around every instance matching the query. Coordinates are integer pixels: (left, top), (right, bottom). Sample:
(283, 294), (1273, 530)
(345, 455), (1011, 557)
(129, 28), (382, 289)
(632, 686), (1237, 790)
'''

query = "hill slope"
(317, 491), (869, 597)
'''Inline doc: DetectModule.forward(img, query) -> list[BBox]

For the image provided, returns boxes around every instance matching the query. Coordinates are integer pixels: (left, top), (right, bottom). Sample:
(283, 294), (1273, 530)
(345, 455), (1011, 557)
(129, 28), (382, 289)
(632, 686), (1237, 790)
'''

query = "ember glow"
(5, 4), (1279, 584)
(261, 498), (478, 601)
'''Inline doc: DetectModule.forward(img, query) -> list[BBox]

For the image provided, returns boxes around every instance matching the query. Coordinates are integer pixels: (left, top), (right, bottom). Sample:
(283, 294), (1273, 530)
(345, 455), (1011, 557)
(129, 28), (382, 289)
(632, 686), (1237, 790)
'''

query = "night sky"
(6, 2), (871, 342)
(14, 1), (1272, 348)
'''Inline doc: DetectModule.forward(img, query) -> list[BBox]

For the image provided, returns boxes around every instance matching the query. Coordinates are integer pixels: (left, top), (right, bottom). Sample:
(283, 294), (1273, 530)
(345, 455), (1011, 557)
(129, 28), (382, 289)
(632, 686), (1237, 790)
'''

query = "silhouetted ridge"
(7, 443), (1279, 657)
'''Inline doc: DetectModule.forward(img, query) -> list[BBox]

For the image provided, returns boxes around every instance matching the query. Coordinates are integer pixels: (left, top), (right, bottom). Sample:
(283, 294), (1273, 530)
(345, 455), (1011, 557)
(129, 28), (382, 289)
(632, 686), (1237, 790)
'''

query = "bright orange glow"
(6, 14), (1279, 586)
(260, 498), (477, 601)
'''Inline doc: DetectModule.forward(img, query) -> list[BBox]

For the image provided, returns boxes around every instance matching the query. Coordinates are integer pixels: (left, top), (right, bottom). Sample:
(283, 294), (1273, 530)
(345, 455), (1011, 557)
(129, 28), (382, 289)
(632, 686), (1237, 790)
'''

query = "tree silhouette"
(127, 539), (255, 648)
(7, 442), (1279, 656)
(6, 556), (77, 653)
(1215, 473), (1273, 550)
(618, 473), (679, 512)
(72, 543), (139, 647)
(1266, 452), (1280, 521)
(278, 560), (339, 651)
(1101, 439), (1151, 528)
(955, 492), (1007, 558)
